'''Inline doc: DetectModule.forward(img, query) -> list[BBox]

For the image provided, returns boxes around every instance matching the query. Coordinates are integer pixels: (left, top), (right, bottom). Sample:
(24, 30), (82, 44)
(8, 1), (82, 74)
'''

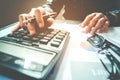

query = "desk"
(0, 20), (119, 80)
(49, 20), (116, 80)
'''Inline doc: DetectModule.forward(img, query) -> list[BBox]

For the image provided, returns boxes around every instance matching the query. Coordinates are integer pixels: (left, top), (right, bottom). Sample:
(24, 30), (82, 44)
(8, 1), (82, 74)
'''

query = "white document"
(99, 27), (120, 47)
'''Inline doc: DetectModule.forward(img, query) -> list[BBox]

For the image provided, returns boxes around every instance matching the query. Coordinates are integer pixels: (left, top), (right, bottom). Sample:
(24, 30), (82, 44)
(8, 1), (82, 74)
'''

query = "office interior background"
(0, 0), (46, 27)
(0, 0), (120, 28)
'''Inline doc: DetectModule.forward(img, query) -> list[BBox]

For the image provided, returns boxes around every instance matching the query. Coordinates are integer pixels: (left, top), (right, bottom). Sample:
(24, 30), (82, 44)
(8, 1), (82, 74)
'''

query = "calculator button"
(40, 39), (49, 44)
(51, 41), (60, 47)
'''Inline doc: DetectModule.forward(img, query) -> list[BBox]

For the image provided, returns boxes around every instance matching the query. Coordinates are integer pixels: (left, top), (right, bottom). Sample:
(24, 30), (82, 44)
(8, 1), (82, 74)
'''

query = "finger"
(98, 20), (109, 33)
(13, 14), (28, 32)
(85, 13), (105, 33)
(12, 23), (21, 32)
(90, 17), (106, 35)
(19, 14), (28, 26)
(29, 8), (36, 17)
(81, 13), (96, 28)
(26, 23), (36, 35)
(47, 17), (55, 26)
(34, 9), (44, 28)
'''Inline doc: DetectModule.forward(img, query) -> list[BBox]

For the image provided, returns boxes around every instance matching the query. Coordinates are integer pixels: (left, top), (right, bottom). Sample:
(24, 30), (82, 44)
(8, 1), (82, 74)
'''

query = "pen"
(24, 12), (57, 25)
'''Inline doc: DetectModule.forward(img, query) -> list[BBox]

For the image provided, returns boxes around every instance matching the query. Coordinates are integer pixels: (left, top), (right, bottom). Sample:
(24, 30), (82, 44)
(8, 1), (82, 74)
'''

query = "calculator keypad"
(0, 28), (69, 49)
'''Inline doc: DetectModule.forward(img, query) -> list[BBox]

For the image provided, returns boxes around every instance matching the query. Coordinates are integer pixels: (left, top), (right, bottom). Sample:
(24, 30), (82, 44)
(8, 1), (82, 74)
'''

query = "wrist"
(104, 10), (120, 26)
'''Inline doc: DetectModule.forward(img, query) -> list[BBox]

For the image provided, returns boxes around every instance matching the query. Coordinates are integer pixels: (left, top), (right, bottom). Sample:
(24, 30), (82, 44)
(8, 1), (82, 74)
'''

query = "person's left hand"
(81, 12), (110, 35)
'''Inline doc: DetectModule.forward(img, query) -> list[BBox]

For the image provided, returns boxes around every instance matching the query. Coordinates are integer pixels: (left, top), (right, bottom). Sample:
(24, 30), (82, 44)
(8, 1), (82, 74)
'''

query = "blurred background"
(0, 0), (46, 28)
(0, 0), (120, 28)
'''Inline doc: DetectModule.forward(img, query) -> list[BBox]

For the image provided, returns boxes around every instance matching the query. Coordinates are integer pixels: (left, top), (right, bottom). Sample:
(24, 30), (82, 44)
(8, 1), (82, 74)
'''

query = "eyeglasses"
(87, 34), (120, 80)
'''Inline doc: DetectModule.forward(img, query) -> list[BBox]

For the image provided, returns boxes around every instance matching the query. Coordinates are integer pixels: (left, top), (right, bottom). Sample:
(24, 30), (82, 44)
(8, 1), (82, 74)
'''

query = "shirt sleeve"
(42, 0), (65, 16)
(104, 10), (120, 27)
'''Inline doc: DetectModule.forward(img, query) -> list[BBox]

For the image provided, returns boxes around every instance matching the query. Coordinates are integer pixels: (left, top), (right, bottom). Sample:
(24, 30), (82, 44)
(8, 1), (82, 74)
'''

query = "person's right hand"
(13, 7), (56, 35)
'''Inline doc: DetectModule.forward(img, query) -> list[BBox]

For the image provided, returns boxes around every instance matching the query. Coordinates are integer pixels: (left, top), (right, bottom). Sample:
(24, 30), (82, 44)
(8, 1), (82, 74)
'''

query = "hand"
(13, 7), (56, 35)
(81, 12), (110, 35)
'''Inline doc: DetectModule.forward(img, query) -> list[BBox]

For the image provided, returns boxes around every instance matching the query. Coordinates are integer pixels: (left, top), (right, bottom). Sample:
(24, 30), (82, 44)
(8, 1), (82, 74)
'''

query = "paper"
(99, 27), (120, 47)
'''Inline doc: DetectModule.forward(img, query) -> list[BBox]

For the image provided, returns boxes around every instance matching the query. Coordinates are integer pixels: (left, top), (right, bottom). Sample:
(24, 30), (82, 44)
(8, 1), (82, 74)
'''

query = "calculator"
(0, 24), (70, 80)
